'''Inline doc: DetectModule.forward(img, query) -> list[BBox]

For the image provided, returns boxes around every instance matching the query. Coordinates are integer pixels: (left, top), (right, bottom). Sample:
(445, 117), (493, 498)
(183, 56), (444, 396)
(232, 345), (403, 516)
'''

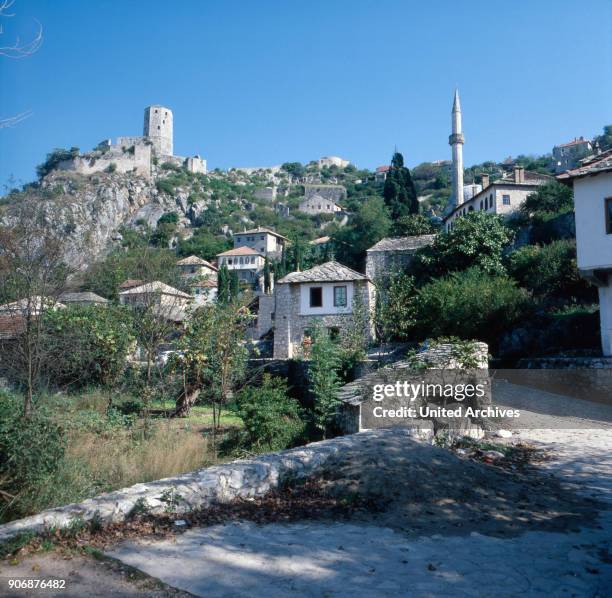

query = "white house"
(444, 166), (552, 231)
(272, 261), (374, 359)
(232, 227), (287, 257)
(217, 246), (266, 286)
(118, 281), (192, 322)
(176, 255), (218, 279)
(558, 149), (612, 356)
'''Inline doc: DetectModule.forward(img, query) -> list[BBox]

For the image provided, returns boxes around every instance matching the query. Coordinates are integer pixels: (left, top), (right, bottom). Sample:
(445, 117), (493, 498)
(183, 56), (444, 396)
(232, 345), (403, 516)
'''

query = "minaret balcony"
(449, 133), (465, 145)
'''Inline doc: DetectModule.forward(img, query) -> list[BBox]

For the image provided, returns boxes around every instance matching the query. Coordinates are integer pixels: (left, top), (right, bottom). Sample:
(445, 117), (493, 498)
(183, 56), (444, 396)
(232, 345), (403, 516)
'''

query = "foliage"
(281, 162), (305, 178)
(332, 196), (391, 270)
(412, 212), (513, 281)
(594, 124), (612, 152)
(337, 293), (370, 379)
(506, 239), (595, 302)
(42, 305), (135, 388)
(393, 213), (440, 236)
(383, 152), (419, 220)
(82, 246), (181, 300)
(374, 271), (417, 343)
(234, 375), (305, 451)
(177, 230), (231, 262)
(171, 299), (254, 422)
(520, 182), (574, 218)
(0, 392), (67, 520)
(412, 267), (529, 346)
(217, 264), (240, 303)
(36, 147), (79, 179)
(309, 325), (342, 438)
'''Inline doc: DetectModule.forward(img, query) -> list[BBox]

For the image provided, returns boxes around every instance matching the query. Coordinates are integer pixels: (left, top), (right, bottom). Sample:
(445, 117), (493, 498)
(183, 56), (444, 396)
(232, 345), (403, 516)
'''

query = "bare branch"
(0, 17), (42, 58)
(0, 109), (32, 128)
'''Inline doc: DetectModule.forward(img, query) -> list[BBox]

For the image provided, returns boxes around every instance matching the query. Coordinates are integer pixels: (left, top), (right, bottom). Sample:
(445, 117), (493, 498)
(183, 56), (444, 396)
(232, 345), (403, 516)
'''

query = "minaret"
(449, 89), (465, 208)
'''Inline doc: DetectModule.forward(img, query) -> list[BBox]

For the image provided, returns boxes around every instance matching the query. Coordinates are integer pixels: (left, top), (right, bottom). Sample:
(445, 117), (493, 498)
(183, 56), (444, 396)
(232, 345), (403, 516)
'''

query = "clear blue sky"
(1, 0), (611, 187)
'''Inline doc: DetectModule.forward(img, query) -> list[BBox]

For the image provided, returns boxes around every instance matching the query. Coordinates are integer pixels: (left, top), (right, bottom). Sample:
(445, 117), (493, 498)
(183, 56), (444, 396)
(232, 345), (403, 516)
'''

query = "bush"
(0, 392), (70, 521)
(393, 213), (440, 236)
(506, 240), (596, 302)
(234, 375), (305, 451)
(413, 267), (529, 346)
(520, 182), (573, 218)
(42, 305), (135, 388)
(412, 212), (513, 281)
(105, 162), (117, 174)
(36, 147), (80, 179)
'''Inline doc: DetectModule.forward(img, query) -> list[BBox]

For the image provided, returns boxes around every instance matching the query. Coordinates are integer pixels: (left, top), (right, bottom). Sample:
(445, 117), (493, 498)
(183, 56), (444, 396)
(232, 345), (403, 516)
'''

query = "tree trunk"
(172, 385), (200, 417)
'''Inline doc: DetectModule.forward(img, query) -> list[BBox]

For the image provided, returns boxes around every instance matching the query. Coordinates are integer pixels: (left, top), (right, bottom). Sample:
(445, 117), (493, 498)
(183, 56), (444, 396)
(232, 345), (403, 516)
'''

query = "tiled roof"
(557, 149), (612, 181)
(176, 255), (218, 269)
(367, 234), (437, 253)
(278, 261), (369, 284)
(59, 292), (108, 304)
(376, 165), (391, 173)
(499, 170), (553, 185)
(217, 246), (264, 257)
(118, 281), (191, 299)
(235, 227), (289, 241)
(555, 137), (591, 149)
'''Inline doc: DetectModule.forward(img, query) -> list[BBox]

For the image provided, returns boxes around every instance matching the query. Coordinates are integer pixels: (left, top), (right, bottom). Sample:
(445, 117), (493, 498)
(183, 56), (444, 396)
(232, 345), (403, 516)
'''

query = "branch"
(0, 109), (32, 128)
(0, 18), (43, 58)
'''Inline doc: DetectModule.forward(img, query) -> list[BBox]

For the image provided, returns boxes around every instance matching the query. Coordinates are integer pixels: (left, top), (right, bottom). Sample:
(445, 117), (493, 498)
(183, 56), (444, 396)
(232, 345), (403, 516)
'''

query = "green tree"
(393, 213), (440, 236)
(42, 305), (134, 388)
(413, 211), (513, 281)
(217, 265), (240, 303)
(413, 267), (529, 347)
(309, 325), (342, 439)
(235, 375), (305, 451)
(383, 152), (419, 221)
(332, 197), (391, 270)
(374, 271), (417, 343)
(520, 182), (574, 218)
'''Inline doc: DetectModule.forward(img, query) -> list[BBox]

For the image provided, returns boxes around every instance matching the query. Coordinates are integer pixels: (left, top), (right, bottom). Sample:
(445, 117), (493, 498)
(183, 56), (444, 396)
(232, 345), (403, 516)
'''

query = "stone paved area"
(108, 424), (612, 597)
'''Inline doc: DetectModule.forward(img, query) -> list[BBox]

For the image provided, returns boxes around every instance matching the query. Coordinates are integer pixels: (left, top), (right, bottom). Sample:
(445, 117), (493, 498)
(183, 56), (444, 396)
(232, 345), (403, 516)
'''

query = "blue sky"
(1, 0), (611, 187)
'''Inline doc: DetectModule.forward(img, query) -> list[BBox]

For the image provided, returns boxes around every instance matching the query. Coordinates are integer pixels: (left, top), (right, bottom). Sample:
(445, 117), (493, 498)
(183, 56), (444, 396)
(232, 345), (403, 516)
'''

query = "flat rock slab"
(107, 518), (612, 597)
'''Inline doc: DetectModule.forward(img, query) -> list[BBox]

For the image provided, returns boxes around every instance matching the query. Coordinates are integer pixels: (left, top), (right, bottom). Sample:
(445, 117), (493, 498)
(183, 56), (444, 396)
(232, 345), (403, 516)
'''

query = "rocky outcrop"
(2, 171), (189, 271)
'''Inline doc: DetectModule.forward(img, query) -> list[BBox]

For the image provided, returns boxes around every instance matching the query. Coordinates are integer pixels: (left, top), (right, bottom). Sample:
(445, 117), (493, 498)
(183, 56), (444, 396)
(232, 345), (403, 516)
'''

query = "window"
(236, 237), (241, 242)
(468, 206), (474, 212)
(228, 259), (233, 265)
(503, 194), (511, 206)
(309, 287), (323, 308)
(334, 286), (347, 307)
(260, 235), (264, 240)
(328, 326), (340, 340)
(484, 198), (488, 209)
(480, 200), (483, 210)
(606, 197), (612, 234)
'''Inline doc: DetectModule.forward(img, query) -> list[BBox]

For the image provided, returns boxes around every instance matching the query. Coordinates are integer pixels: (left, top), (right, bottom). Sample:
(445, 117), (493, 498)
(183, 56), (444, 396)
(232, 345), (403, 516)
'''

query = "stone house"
(176, 255), (218, 305)
(272, 261), (374, 359)
(375, 165), (390, 182)
(232, 227), (287, 258)
(366, 235), (436, 281)
(318, 156), (350, 169)
(58, 292), (109, 307)
(176, 255), (218, 279)
(557, 149), (612, 356)
(444, 166), (552, 231)
(553, 137), (593, 173)
(119, 281), (191, 313)
(298, 194), (343, 215)
(303, 184), (347, 203)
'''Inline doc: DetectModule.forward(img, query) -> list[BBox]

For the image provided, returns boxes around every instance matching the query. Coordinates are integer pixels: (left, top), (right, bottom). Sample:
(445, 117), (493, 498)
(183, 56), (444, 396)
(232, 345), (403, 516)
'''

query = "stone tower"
(448, 89), (464, 208)
(143, 105), (173, 156)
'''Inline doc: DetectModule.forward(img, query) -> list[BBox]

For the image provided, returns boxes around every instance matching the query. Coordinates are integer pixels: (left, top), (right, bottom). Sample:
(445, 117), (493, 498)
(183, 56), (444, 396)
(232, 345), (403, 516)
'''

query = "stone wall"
(273, 280), (374, 359)
(0, 432), (392, 544)
(303, 184), (346, 203)
(57, 144), (152, 179)
(366, 250), (415, 281)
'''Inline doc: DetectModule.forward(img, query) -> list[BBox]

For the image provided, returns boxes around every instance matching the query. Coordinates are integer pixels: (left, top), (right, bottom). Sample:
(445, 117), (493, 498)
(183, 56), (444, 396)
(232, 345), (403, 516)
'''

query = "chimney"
(481, 173), (490, 189)
(514, 165), (525, 184)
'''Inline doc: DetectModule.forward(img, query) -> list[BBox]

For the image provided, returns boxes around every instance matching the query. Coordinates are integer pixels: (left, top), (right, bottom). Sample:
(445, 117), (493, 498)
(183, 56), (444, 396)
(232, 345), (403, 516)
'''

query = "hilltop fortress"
(56, 105), (207, 179)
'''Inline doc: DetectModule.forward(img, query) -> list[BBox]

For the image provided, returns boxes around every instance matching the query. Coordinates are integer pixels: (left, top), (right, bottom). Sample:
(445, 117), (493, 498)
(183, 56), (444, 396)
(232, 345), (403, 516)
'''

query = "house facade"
(176, 255), (218, 279)
(177, 255), (218, 304)
(444, 166), (552, 231)
(217, 246), (266, 286)
(272, 261), (374, 359)
(298, 194), (343, 215)
(558, 150), (612, 356)
(232, 228), (287, 258)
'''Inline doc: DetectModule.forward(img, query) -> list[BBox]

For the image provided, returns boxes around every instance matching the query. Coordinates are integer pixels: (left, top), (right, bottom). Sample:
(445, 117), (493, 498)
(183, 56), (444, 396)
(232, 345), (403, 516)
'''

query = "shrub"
(42, 305), (135, 388)
(520, 182), (573, 218)
(36, 147), (80, 179)
(234, 375), (305, 451)
(393, 213), (440, 236)
(105, 162), (117, 174)
(412, 212), (513, 281)
(413, 267), (529, 346)
(506, 240), (596, 302)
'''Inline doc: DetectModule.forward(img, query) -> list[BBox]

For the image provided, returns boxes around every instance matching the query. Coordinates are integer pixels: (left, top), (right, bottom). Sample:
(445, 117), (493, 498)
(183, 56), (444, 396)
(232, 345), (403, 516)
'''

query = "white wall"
(598, 282), (612, 357)
(234, 233), (280, 254)
(299, 282), (354, 316)
(574, 171), (612, 270)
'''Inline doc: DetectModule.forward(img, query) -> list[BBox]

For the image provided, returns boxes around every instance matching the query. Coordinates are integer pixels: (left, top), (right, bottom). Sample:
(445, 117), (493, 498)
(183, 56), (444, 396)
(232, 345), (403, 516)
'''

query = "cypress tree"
(383, 152), (419, 221)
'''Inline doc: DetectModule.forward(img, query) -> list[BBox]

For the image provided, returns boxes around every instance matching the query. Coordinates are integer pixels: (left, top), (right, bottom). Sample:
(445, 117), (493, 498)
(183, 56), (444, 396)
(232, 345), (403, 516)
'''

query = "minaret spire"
(449, 88), (465, 209)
